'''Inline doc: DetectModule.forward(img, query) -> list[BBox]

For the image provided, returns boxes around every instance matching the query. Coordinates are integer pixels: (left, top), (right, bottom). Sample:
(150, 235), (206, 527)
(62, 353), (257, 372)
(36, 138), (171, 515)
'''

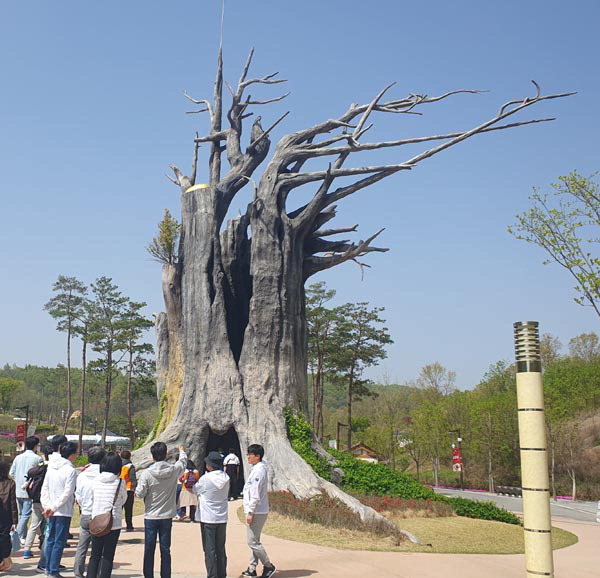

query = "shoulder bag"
(89, 479), (122, 537)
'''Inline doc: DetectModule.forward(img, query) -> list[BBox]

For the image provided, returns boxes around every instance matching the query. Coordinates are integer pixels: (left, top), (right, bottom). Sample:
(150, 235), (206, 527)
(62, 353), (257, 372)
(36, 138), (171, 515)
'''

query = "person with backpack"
(119, 450), (137, 532)
(22, 448), (47, 561)
(9, 435), (40, 541)
(74, 446), (106, 578)
(177, 460), (199, 522)
(223, 449), (240, 501)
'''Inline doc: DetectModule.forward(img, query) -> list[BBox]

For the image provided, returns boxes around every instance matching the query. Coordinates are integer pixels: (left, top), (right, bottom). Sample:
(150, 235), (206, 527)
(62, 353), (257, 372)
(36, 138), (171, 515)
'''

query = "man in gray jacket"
(136, 442), (186, 578)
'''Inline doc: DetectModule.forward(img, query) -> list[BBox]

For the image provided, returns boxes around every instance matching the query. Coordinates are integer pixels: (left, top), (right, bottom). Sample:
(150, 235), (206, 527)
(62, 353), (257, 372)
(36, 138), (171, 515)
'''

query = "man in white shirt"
(40, 441), (78, 578)
(9, 435), (41, 540)
(194, 451), (230, 578)
(73, 446), (106, 578)
(242, 444), (276, 578)
(223, 449), (240, 501)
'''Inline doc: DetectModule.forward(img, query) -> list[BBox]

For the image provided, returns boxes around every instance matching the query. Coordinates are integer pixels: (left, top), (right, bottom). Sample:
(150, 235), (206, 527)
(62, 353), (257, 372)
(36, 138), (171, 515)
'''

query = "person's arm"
(8, 457), (16, 481)
(117, 479), (128, 508)
(174, 447), (187, 476)
(40, 474), (50, 513)
(129, 464), (137, 488)
(9, 481), (18, 527)
(135, 471), (147, 499)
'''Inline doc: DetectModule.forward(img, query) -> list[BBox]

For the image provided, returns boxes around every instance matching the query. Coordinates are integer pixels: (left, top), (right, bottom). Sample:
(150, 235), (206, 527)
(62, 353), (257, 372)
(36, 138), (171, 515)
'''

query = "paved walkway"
(13, 501), (599, 577)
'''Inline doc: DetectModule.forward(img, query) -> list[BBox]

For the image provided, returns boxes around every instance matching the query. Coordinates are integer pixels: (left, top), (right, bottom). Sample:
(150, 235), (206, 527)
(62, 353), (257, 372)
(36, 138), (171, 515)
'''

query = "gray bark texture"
(133, 47), (572, 533)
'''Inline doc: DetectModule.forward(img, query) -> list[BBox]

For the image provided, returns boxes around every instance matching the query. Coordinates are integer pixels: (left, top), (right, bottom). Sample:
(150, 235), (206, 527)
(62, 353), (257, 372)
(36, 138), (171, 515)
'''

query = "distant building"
(350, 443), (380, 463)
(48, 432), (131, 452)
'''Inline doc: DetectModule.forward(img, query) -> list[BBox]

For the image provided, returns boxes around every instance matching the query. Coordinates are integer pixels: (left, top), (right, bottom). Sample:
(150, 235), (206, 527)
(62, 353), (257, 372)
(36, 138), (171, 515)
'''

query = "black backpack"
(25, 462), (47, 502)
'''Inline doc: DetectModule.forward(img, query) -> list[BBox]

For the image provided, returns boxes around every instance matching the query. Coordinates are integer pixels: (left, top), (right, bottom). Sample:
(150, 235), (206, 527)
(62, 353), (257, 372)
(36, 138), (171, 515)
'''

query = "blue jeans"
(45, 516), (71, 576)
(17, 497), (33, 539)
(144, 518), (172, 578)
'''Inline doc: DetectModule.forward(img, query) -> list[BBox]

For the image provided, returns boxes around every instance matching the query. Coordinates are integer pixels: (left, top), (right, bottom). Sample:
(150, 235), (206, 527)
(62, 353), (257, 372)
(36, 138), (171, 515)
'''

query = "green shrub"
(434, 495), (521, 525)
(330, 449), (435, 500)
(74, 455), (89, 467)
(284, 409), (331, 480)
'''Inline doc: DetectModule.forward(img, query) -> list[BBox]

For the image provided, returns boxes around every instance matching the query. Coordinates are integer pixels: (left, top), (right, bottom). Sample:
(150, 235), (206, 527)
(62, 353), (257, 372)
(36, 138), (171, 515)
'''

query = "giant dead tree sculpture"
(134, 44), (571, 522)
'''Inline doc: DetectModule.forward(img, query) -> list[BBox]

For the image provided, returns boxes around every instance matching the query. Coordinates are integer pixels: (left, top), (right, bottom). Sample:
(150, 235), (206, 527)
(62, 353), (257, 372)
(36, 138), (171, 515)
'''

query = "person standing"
(74, 446), (106, 578)
(178, 460), (199, 522)
(40, 441), (78, 578)
(0, 461), (18, 573)
(193, 452), (229, 578)
(9, 435), (40, 541)
(22, 447), (48, 561)
(119, 450), (137, 532)
(135, 442), (186, 578)
(86, 452), (127, 578)
(223, 449), (240, 501)
(242, 444), (276, 578)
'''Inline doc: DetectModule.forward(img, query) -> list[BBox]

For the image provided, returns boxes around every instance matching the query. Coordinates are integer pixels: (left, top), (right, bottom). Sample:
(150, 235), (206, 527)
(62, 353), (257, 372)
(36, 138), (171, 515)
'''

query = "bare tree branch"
(313, 225), (359, 237)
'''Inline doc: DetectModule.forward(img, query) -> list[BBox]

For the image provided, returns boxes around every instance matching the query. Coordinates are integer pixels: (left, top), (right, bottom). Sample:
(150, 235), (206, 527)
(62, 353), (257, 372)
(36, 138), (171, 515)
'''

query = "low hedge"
(434, 495), (521, 525)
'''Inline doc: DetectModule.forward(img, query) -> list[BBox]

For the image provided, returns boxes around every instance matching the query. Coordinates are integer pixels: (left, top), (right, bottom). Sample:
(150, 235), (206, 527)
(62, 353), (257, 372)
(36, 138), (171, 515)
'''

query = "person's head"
(120, 450), (131, 461)
(0, 461), (9, 480)
(100, 452), (123, 475)
(247, 444), (264, 465)
(51, 434), (68, 453)
(186, 459), (197, 471)
(151, 442), (168, 462)
(228, 448), (236, 455)
(41, 445), (52, 461)
(88, 446), (106, 465)
(26, 436), (40, 452)
(60, 441), (78, 461)
(204, 451), (223, 472)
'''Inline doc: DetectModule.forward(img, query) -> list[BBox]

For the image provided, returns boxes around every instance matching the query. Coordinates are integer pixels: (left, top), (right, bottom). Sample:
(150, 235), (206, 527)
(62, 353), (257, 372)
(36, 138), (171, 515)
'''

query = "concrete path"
(13, 501), (599, 577)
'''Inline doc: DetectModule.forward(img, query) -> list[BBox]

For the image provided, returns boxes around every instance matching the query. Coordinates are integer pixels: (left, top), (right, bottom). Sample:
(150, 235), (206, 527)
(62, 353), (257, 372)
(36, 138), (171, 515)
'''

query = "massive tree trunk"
(133, 40), (571, 528)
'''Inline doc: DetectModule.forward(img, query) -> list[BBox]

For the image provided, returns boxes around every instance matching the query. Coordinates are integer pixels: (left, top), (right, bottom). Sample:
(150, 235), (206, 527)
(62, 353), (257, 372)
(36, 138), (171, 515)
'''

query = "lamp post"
(513, 321), (553, 578)
(448, 429), (464, 489)
(336, 422), (349, 451)
(16, 404), (30, 435)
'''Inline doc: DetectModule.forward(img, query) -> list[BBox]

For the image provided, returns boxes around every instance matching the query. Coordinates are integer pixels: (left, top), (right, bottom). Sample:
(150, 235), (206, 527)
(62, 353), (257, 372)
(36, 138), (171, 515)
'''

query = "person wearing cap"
(241, 444), (276, 578)
(193, 451), (230, 578)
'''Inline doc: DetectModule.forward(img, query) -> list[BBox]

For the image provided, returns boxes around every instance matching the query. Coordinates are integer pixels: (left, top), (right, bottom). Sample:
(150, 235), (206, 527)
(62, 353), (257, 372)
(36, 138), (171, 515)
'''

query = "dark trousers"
(86, 529), (121, 578)
(144, 518), (172, 578)
(123, 491), (135, 529)
(201, 522), (227, 578)
(227, 473), (238, 499)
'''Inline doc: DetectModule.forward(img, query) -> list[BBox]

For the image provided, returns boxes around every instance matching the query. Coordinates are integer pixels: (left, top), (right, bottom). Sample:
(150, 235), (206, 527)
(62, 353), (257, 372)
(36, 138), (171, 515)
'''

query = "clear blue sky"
(1, 0), (598, 388)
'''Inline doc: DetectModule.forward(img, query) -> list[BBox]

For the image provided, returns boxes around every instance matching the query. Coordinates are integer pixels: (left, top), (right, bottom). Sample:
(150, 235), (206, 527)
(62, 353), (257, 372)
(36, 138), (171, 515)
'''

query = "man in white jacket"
(73, 446), (106, 578)
(40, 441), (79, 578)
(194, 451), (230, 578)
(242, 444), (276, 578)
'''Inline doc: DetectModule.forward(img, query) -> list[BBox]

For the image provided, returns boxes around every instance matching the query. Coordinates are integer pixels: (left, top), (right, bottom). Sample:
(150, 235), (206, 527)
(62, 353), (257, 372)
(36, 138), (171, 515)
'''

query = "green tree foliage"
(44, 275), (87, 433)
(306, 282), (338, 441)
(0, 377), (23, 411)
(416, 362), (456, 397)
(88, 277), (131, 445)
(146, 208), (181, 265)
(122, 300), (154, 447)
(568, 332), (600, 362)
(331, 302), (393, 450)
(510, 171), (600, 317)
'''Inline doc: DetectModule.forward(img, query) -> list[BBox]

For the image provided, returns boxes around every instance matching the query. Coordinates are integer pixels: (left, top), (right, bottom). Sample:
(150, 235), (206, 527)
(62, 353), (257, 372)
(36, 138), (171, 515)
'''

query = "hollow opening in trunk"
(205, 426), (245, 496)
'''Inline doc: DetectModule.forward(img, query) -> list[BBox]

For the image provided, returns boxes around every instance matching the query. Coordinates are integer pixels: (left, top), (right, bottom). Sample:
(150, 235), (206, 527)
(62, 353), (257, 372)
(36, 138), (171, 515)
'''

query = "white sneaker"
(173, 515), (181, 521)
(20, 537), (26, 546)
